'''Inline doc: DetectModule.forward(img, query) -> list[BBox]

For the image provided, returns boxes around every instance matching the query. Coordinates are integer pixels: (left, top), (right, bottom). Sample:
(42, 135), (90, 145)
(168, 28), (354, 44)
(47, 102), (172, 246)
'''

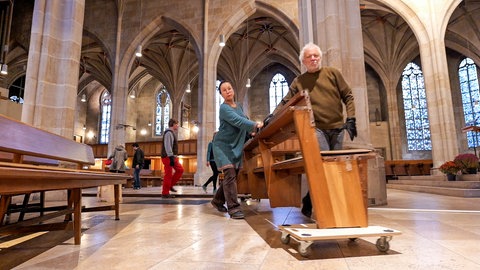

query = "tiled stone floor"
(1, 186), (480, 269)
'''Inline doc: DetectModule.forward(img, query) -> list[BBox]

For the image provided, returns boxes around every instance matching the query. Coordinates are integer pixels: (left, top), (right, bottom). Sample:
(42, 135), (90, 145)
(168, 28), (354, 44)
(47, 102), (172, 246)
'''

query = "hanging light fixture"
(186, 83), (191, 93)
(130, 90), (136, 99)
(219, 34), (225, 47)
(135, 45), (142, 57)
(245, 20), (251, 88)
(0, 64), (7, 75)
(80, 93), (87, 102)
(83, 124), (87, 130)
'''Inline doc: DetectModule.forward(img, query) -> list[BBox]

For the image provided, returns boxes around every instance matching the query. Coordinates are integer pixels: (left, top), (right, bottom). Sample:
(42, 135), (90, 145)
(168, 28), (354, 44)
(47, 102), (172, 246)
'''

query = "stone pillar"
(22, 0), (85, 137)
(395, 0), (462, 168)
(300, 0), (371, 148)
(21, 0), (85, 201)
(299, 0), (387, 205)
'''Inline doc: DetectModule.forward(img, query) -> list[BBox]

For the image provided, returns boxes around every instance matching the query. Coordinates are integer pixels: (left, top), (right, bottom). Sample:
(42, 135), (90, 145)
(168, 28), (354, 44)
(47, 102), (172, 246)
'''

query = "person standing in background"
(132, 143), (145, 190)
(108, 144), (128, 173)
(211, 81), (263, 219)
(161, 118), (184, 198)
(202, 132), (219, 193)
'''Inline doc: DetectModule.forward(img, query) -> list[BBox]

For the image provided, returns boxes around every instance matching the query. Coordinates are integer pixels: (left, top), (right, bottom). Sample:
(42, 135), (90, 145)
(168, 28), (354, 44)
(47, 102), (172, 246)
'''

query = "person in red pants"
(160, 118), (184, 198)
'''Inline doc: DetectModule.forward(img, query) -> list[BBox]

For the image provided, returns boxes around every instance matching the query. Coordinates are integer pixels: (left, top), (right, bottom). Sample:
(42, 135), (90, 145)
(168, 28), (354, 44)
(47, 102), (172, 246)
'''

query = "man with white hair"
(274, 42), (357, 218)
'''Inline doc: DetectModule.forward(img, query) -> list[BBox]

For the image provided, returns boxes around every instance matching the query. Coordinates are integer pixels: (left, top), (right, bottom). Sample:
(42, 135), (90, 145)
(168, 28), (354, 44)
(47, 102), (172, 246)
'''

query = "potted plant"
(453, 153), (479, 174)
(439, 161), (460, 181)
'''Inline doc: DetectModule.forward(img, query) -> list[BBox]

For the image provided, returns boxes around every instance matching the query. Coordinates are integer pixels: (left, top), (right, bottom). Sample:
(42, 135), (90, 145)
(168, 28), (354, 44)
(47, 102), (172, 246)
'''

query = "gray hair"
(299, 42), (323, 62)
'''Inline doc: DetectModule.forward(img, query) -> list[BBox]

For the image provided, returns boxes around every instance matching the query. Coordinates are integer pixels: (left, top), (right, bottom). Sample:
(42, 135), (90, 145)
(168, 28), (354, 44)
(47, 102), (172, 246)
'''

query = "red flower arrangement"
(439, 161), (460, 175)
(454, 153), (479, 171)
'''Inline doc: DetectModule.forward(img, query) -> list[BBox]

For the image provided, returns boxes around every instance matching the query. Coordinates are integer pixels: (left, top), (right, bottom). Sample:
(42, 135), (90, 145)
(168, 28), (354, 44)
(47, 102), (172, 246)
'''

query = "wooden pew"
(242, 91), (374, 229)
(384, 159), (433, 179)
(0, 114), (129, 244)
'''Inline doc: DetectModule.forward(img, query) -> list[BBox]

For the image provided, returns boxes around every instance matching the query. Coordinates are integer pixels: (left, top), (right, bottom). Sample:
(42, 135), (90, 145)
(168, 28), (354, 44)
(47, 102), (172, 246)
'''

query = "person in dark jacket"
(132, 142), (144, 190)
(160, 118), (184, 198)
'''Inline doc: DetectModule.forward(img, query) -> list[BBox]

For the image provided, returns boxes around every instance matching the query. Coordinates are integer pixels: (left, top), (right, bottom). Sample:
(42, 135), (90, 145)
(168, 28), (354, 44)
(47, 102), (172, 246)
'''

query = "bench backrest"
(0, 114), (95, 167)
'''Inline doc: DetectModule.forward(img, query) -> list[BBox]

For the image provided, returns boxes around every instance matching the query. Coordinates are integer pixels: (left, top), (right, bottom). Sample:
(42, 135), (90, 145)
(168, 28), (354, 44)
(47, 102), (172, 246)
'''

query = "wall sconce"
(135, 45), (142, 57)
(147, 121), (152, 126)
(80, 93), (87, 102)
(246, 78), (251, 88)
(192, 121), (199, 133)
(0, 64), (7, 75)
(129, 90), (136, 99)
(219, 34), (225, 47)
(87, 130), (95, 139)
(140, 128), (147, 136)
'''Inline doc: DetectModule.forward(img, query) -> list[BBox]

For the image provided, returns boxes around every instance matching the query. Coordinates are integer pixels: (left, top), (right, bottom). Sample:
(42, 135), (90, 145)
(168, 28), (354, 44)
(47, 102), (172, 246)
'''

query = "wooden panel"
(321, 159), (368, 228)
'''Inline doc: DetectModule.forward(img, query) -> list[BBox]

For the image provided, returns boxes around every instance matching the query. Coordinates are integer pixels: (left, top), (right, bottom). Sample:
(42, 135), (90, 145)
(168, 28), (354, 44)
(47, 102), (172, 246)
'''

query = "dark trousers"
(212, 167), (240, 214)
(133, 166), (142, 188)
(203, 161), (219, 189)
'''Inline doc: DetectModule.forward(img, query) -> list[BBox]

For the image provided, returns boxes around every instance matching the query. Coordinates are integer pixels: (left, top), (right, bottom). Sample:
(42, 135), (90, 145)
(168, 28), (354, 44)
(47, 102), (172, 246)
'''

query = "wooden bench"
(384, 159), (433, 179)
(125, 169), (163, 188)
(0, 114), (130, 244)
(241, 91), (374, 228)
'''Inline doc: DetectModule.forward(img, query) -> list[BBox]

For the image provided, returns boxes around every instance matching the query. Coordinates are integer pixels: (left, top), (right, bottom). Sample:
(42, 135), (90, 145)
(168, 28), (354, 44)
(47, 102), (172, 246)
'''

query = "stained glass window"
(269, 73), (289, 113)
(401, 62), (431, 150)
(100, 91), (111, 144)
(155, 87), (171, 136)
(459, 57), (480, 148)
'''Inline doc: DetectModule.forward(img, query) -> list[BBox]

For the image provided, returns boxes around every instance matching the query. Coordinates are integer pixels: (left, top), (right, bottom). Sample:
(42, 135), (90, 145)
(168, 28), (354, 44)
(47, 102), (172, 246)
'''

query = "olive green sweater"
(282, 67), (355, 129)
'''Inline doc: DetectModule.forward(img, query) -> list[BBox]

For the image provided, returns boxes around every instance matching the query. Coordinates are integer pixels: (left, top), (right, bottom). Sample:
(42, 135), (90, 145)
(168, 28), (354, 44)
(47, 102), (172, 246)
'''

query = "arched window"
(401, 62), (431, 150)
(8, 75), (26, 103)
(459, 57), (480, 148)
(99, 91), (111, 144)
(269, 73), (289, 113)
(155, 87), (171, 136)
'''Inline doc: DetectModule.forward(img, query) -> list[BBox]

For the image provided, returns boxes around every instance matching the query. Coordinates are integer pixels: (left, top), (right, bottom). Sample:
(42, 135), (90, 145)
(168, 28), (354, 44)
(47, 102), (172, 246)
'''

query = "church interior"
(1, 0), (480, 269)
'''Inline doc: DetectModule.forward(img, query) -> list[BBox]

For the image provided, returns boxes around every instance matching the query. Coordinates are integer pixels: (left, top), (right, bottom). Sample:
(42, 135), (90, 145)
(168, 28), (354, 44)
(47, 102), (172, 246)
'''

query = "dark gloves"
(169, 156), (175, 166)
(263, 114), (274, 128)
(344, 117), (357, 141)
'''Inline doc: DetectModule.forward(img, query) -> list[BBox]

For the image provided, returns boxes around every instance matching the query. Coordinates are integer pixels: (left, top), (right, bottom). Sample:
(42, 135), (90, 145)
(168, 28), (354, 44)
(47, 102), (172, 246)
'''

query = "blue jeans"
(133, 166), (142, 188)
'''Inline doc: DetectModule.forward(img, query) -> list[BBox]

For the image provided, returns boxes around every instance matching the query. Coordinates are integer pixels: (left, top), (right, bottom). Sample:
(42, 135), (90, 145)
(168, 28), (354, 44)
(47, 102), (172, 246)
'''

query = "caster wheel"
(280, 234), (290, 244)
(376, 237), (390, 252)
(298, 245), (310, 257)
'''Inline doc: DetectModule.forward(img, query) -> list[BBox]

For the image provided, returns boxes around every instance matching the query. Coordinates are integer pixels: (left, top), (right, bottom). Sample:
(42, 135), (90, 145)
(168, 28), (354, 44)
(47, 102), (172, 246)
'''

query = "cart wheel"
(280, 233), (290, 244)
(298, 245), (310, 257)
(376, 237), (390, 252)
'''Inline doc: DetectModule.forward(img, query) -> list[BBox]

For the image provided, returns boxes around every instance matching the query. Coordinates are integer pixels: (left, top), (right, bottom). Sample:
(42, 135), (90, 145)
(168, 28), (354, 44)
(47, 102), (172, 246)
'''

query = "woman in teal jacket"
(210, 81), (263, 219)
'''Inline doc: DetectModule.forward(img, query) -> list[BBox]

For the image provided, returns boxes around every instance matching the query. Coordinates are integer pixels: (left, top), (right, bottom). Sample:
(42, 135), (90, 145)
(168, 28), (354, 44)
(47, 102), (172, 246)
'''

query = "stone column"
(100, 4), (127, 203)
(22, 0), (85, 137)
(299, 0), (387, 205)
(395, 0), (462, 168)
(300, 0), (371, 148)
(21, 0), (85, 202)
